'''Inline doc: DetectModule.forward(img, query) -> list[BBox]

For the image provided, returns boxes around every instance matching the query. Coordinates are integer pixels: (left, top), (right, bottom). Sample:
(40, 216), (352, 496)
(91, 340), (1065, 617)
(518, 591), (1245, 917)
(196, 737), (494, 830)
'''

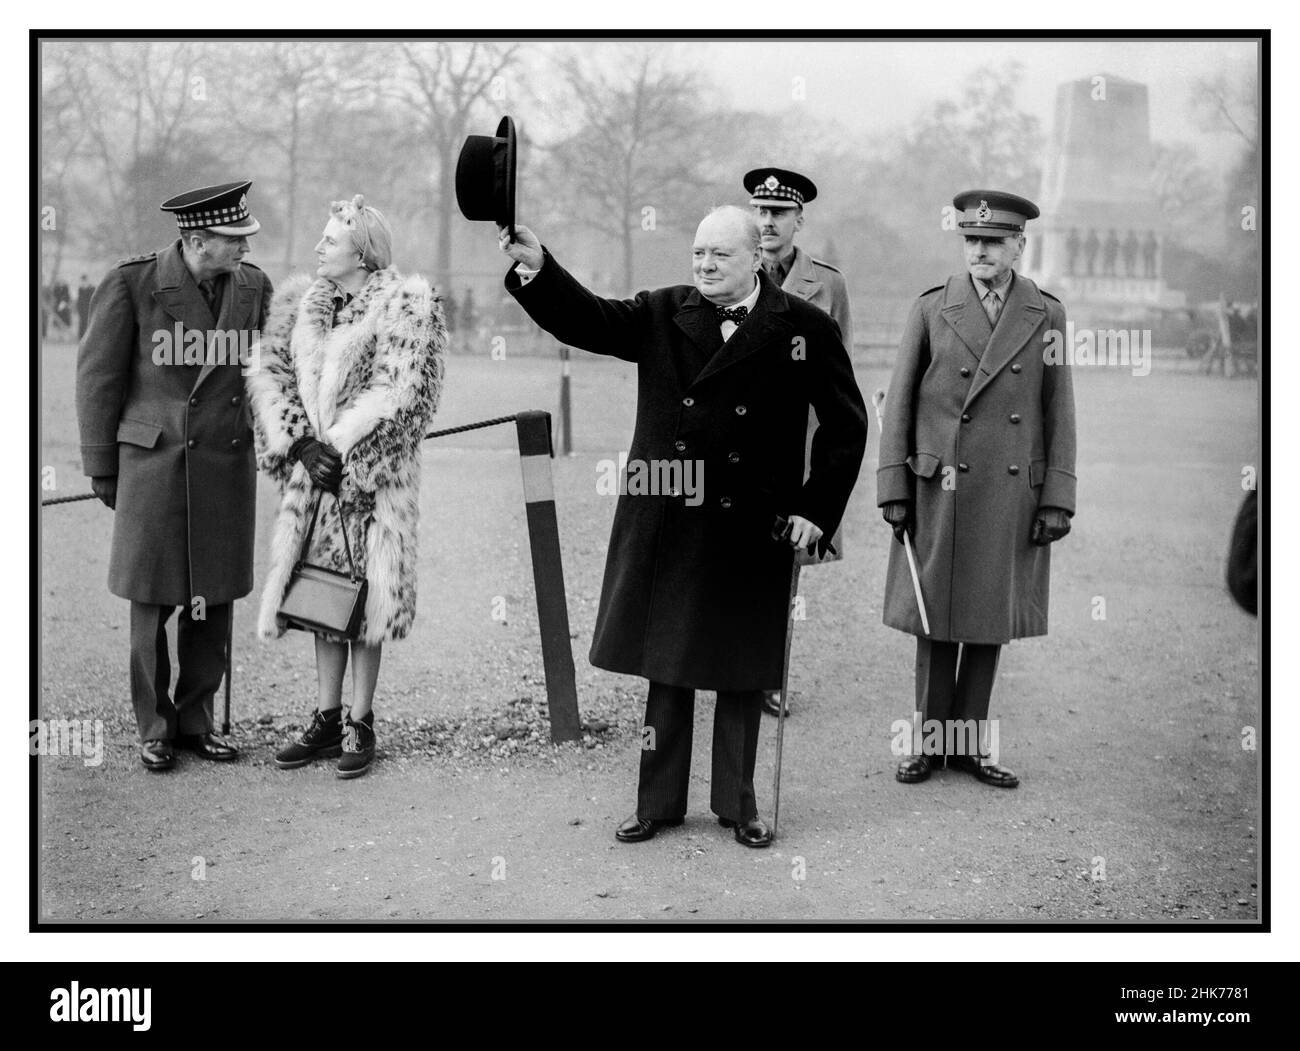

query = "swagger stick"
(771, 517), (805, 838)
(873, 389), (930, 636)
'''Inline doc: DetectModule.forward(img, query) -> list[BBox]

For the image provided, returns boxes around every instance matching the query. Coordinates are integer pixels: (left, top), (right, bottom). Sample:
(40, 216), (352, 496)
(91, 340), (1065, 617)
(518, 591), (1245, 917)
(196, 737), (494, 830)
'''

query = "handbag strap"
(295, 490), (362, 583)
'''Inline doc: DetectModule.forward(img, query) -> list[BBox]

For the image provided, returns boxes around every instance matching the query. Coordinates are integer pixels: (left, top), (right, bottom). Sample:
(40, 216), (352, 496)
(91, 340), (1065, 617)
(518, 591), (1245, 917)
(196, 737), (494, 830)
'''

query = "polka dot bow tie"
(716, 305), (749, 324)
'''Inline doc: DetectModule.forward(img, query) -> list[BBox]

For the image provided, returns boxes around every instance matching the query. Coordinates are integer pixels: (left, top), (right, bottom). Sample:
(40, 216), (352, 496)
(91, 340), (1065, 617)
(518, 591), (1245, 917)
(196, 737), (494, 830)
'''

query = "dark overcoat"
(75, 240), (274, 606)
(508, 253), (868, 691)
(876, 271), (1077, 643)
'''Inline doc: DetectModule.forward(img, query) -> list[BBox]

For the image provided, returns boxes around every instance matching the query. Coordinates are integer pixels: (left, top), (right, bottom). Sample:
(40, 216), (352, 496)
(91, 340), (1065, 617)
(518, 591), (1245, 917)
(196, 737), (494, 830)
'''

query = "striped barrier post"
(514, 410), (582, 743)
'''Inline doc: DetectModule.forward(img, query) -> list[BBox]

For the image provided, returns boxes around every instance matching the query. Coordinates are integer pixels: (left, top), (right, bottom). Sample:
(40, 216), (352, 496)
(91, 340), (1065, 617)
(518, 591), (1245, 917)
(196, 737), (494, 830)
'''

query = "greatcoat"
(876, 271), (1077, 643)
(75, 240), (274, 605)
(508, 253), (869, 691)
(780, 246), (853, 350)
(247, 269), (446, 645)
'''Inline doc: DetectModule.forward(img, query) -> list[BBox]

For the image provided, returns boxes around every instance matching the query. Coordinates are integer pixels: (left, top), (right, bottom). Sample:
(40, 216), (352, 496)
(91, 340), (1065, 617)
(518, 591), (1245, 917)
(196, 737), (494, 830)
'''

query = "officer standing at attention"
(878, 190), (1076, 788)
(745, 168), (855, 718)
(76, 181), (274, 771)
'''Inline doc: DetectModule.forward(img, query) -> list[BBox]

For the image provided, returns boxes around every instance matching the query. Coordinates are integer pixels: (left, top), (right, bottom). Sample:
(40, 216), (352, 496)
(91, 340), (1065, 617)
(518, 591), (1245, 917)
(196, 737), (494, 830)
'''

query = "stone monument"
(1023, 74), (1183, 312)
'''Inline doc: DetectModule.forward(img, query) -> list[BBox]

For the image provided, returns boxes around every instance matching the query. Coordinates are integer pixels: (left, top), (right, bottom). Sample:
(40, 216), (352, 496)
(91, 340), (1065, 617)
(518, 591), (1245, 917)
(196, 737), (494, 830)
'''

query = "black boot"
(337, 711), (375, 780)
(274, 708), (343, 769)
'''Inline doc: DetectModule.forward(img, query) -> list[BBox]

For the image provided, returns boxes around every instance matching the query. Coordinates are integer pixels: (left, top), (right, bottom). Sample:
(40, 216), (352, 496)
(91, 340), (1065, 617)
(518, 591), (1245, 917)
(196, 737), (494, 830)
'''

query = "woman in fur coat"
(248, 195), (446, 778)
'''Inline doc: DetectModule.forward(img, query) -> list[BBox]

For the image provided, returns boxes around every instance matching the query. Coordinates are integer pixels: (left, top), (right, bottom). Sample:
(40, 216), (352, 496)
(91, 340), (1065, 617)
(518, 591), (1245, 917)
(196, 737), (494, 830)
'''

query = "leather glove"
(881, 500), (913, 544)
(91, 475), (117, 510)
(291, 436), (343, 493)
(1032, 507), (1072, 546)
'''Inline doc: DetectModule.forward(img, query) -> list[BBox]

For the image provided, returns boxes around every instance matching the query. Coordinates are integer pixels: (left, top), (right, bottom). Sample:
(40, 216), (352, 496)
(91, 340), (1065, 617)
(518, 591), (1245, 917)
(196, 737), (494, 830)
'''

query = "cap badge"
(976, 200), (992, 222)
(764, 175), (780, 191)
(239, 194), (247, 211)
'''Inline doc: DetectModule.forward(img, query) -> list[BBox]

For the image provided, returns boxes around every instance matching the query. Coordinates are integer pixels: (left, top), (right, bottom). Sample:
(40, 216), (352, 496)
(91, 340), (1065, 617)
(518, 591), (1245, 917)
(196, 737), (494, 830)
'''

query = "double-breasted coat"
(75, 240), (274, 606)
(508, 253), (869, 691)
(877, 271), (1077, 644)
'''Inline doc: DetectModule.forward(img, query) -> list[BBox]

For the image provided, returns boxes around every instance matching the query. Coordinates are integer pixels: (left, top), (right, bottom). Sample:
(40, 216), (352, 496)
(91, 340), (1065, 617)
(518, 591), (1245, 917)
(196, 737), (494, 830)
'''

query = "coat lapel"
(192, 262), (259, 395)
(690, 271), (790, 388)
(152, 240), (215, 335)
(672, 287), (725, 365)
(963, 272), (1046, 409)
(939, 274), (991, 364)
(781, 246), (822, 303)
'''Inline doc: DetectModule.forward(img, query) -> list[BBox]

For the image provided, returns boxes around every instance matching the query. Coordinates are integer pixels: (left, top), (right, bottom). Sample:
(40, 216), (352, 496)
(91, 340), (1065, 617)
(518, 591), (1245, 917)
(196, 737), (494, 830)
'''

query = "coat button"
(958, 462), (969, 473)
(1010, 413), (1021, 424)
(231, 395), (241, 406)
(669, 487), (681, 498)
(674, 440), (686, 453)
(728, 451), (740, 463)
(682, 397), (695, 407)
(720, 496), (733, 509)
(960, 367), (971, 377)
(735, 405), (747, 416)
(1008, 464), (1020, 475)
(231, 438), (241, 448)
(961, 413), (971, 423)
(1011, 363), (1022, 374)
(187, 438), (197, 449)
(189, 396), (199, 407)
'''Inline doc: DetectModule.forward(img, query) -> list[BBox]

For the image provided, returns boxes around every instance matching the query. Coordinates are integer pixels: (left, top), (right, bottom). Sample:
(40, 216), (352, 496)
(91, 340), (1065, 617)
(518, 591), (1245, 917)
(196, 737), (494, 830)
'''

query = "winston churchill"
(499, 207), (868, 847)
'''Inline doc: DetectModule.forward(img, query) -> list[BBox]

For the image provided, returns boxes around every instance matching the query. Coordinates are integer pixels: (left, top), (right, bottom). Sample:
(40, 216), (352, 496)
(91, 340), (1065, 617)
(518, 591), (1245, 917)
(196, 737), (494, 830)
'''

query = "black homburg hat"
(455, 116), (517, 240)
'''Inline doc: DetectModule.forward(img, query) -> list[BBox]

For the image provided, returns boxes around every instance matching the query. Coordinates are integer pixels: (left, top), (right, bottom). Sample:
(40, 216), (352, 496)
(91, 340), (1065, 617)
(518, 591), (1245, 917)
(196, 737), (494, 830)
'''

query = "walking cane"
(222, 607), (233, 736)
(770, 515), (811, 838)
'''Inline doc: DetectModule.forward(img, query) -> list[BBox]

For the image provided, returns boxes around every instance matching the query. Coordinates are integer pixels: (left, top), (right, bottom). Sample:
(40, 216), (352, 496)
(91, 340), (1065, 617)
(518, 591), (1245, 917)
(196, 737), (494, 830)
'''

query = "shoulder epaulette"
(918, 284), (944, 298)
(115, 252), (156, 268)
(810, 257), (843, 275)
(1040, 288), (1060, 303)
(240, 260), (264, 272)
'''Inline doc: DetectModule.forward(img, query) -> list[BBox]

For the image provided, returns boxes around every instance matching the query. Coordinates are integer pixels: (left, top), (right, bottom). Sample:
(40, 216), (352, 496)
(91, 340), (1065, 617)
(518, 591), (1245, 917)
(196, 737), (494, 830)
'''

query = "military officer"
(76, 181), (274, 771)
(746, 167), (855, 717)
(878, 190), (1076, 788)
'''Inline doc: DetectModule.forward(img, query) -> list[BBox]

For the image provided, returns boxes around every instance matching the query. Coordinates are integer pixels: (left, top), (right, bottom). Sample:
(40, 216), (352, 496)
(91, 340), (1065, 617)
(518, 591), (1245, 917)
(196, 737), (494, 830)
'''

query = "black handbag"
(278, 491), (368, 640)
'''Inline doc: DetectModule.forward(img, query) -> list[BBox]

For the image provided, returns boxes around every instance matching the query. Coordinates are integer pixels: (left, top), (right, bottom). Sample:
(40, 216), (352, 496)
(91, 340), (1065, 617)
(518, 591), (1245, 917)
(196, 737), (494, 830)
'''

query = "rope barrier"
(41, 413), (524, 507)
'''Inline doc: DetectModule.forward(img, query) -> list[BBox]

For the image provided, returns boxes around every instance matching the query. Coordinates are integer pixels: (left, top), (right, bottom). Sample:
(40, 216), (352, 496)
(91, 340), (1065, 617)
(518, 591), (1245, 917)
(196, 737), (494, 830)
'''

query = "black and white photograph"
(32, 24), (1267, 941)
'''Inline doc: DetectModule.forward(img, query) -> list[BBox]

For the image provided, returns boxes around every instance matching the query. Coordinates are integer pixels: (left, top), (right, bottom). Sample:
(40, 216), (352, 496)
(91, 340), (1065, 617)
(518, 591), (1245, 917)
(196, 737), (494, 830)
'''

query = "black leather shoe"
(896, 754), (934, 783)
(614, 814), (684, 843)
(948, 754), (1019, 788)
(175, 732), (239, 761)
(761, 691), (790, 717)
(140, 739), (174, 771)
(721, 816), (774, 848)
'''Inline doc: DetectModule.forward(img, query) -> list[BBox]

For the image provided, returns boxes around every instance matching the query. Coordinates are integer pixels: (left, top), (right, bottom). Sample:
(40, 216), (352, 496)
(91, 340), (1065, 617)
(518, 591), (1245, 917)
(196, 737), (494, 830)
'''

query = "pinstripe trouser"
(636, 681), (764, 824)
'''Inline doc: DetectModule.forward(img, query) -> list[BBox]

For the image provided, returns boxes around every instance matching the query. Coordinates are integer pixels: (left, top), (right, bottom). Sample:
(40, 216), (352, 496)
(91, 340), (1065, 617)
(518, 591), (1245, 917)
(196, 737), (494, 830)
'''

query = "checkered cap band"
(176, 200), (250, 230)
(750, 184), (805, 206)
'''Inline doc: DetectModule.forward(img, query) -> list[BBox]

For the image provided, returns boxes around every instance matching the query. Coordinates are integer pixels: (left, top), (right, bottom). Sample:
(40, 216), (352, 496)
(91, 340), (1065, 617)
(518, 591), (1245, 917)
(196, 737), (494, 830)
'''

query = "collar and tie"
(198, 277), (222, 318)
(981, 288), (1002, 327)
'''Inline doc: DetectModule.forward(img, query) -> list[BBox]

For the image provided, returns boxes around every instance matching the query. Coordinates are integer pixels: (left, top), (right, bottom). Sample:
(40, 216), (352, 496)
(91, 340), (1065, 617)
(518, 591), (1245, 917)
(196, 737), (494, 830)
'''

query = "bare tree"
(394, 41), (522, 286)
(544, 46), (710, 290)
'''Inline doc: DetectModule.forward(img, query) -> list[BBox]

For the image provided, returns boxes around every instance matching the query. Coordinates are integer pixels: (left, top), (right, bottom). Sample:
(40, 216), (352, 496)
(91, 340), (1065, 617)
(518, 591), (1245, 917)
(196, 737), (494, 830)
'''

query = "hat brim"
(207, 217), (261, 236)
(956, 225), (1023, 239)
(497, 116), (516, 242)
(749, 197), (801, 209)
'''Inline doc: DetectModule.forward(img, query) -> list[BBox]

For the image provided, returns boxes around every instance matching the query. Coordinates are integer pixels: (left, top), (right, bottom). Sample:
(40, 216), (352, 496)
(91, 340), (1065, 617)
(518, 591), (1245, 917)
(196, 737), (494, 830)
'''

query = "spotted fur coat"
(248, 267), (446, 644)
